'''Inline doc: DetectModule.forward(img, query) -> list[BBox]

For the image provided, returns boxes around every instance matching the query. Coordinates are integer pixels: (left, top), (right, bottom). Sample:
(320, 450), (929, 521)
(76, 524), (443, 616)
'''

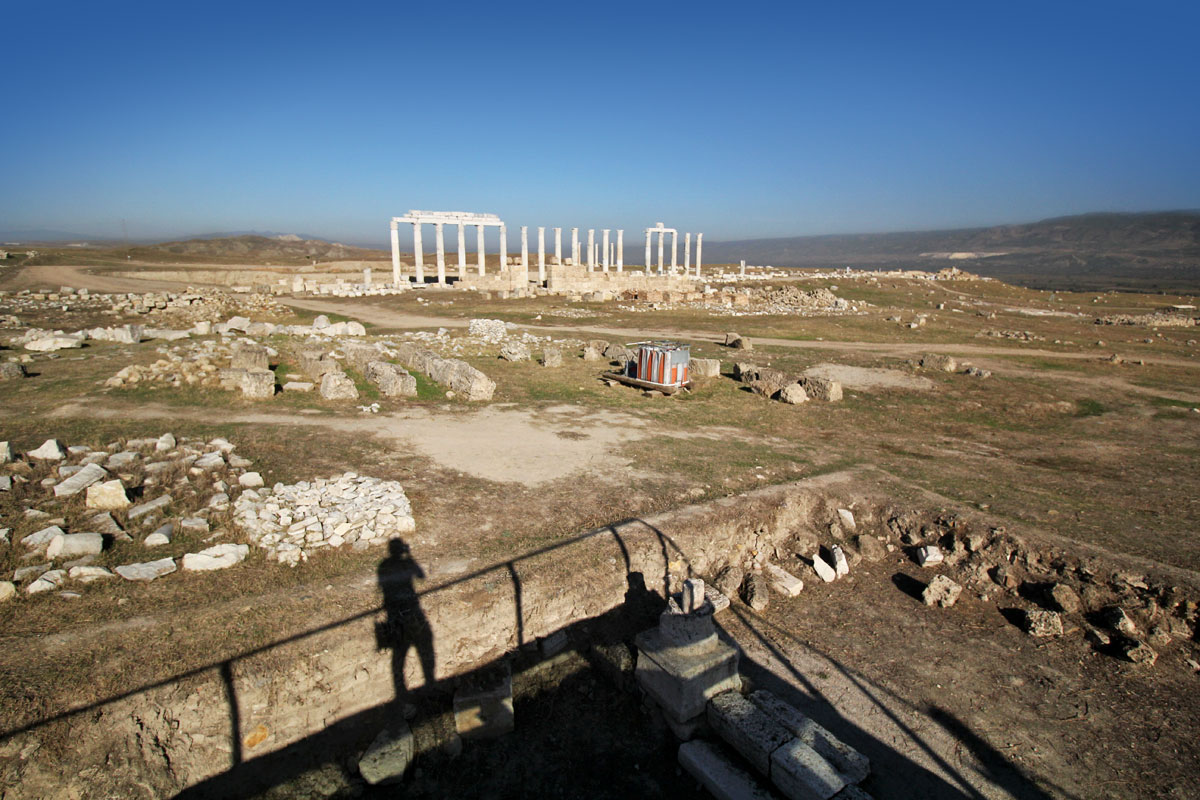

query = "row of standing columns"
(392, 221), (702, 286)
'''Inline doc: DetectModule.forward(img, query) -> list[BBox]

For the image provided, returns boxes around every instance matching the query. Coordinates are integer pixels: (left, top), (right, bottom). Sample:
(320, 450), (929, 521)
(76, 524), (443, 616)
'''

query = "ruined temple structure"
(389, 210), (702, 297)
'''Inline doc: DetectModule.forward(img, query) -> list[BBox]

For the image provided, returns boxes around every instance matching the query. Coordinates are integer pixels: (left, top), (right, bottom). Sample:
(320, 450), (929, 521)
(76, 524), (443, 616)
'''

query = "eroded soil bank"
(1, 471), (1197, 799)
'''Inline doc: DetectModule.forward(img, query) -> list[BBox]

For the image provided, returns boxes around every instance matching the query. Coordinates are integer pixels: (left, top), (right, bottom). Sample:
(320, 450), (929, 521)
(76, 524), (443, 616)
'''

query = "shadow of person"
(377, 539), (435, 707)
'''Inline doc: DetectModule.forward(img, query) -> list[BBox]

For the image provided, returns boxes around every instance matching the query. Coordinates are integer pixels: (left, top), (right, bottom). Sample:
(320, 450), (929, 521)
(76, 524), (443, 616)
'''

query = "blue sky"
(3, 0), (1199, 245)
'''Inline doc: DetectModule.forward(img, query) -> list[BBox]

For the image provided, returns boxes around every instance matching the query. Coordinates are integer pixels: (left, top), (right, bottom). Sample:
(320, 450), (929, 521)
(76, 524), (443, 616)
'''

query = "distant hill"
(703, 212), (1200, 291)
(127, 235), (388, 263)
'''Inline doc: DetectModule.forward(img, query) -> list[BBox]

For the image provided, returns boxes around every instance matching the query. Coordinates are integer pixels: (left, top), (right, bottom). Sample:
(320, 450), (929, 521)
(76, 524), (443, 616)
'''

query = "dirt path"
(3, 264), (189, 294)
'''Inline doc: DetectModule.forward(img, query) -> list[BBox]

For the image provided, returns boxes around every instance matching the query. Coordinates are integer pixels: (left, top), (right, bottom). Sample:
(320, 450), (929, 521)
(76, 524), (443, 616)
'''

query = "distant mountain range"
(7, 212), (1199, 290)
(701, 211), (1200, 291)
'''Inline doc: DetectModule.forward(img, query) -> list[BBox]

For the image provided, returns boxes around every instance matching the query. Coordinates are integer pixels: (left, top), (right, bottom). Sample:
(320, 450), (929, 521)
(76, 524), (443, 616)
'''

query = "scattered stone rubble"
(1096, 312), (1196, 328)
(232, 473), (415, 566)
(734, 363), (843, 405)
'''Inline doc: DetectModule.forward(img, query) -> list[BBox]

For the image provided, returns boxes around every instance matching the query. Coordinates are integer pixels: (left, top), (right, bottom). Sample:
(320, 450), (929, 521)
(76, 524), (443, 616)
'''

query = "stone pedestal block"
(635, 627), (741, 725)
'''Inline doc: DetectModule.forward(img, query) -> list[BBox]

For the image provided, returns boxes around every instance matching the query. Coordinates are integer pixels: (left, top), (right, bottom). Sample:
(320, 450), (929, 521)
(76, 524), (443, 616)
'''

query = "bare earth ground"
(0, 260), (1198, 798)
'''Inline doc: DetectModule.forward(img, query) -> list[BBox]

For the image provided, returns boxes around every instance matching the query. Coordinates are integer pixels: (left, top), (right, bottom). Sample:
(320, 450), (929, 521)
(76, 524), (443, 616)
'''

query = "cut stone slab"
(707, 691), (792, 777)
(765, 563), (804, 597)
(915, 545), (944, 566)
(749, 690), (870, 784)
(922, 575), (962, 608)
(742, 573), (770, 611)
(358, 721), (414, 785)
(86, 479), (131, 510)
(635, 628), (741, 725)
(115, 558), (177, 582)
(454, 664), (514, 740)
(705, 585), (731, 614)
(779, 383), (810, 405)
(811, 554), (837, 583)
(105, 451), (138, 469)
(240, 369), (275, 399)
(155, 433), (176, 452)
(47, 533), (104, 560)
(23, 526), (64, 549)
(88, 512), (127, 537)
(128, 494), (172, 520)
(68, 565), (115, 583)
(53, 463), (108, 497)
(0, 476), (10, 492)
(0, 582), (14, 603)
(144, 522), (174, 547)
(772, 739), (848, 800)
(13, 564), (51, 583)
(831, 545), (850, 577)
(238, 472), (264, 488)
(691, 358), (721, 378)
(320, 371), (359, 400)
(0, 442), (10, 463)
(180, 517), (209, 535)
(29, 439), (67, 460)
(182, 543), (249, 571)
(282, 381), (314, 392)
(678, 740), (776, 800)
(27, 569), (67, 594)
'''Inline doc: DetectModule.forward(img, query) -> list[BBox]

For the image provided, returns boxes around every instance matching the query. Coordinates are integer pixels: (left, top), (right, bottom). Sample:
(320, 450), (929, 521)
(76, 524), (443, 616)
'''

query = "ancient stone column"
(390, 220), (401, 286)
(572, 228), (579, 266)
(364, 267), (372, 287)
(587, 229), (595, 272)
(617, 229), (624, 272)
(457, 222), (467, 279)
(741, 259), (746, 276)
(554, 227), (562, 264)
(413, 222), (424, 283)
(657, 230), (665, 275)
(671, 231), (678, 272)
(537, 226), (546, 282)
(521, 226), (529, 275)
(602, 229), (610, 272)
(696, 233), (703, 277)
(644, 231), (651, 271)
(435, 222), (446, 284)
(685, 232), (691, 272)
(499, 225), (508, 273)
(476, 224), (486, 275)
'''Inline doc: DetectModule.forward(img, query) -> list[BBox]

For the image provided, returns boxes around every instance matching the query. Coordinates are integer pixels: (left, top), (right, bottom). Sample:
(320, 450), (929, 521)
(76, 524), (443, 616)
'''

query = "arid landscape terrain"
(0, 239), (1197, 800)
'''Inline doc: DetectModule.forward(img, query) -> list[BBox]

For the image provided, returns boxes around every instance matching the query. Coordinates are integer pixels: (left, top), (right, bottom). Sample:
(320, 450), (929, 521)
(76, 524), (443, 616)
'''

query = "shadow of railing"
(2, 515), (1081, 799)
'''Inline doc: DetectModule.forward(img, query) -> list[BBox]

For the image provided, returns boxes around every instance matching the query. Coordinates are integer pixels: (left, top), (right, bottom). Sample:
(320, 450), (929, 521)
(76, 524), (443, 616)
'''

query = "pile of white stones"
(233, 473), (415, 566)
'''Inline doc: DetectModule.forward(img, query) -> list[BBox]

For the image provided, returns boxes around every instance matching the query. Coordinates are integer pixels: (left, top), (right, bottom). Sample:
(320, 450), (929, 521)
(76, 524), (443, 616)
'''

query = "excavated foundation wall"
(3, 473), (872, 798)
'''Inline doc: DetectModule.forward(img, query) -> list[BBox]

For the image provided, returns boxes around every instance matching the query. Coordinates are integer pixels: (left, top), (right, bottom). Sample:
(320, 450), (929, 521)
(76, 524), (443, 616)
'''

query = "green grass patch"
(1074, 398), (1108, 417)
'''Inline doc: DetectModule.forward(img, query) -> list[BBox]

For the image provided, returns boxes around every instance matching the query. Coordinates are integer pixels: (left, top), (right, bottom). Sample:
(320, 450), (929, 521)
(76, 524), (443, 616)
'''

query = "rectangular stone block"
(749, 690), (870, 784)
(771, 739), (847, 800)
(635, 628), (741, 723)
(453, 665), (514, 740)
(707, 691), (791, 777)
(765, 563), (804, 597)
(678, 740), (776, 800)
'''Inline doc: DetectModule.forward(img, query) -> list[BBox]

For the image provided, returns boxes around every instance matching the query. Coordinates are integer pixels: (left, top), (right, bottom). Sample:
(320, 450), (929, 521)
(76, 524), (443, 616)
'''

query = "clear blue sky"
(3, 0), (1198, 245)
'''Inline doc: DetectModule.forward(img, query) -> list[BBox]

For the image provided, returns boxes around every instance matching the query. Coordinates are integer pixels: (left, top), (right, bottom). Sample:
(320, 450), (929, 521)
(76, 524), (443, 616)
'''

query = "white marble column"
(390, 221), (401, 286)
(740, 259), (746, 276)
(456, 222), (466, 279)
(616, 229), (624, 272)
(695, 233), (703, 277)
(571, 228), (579, 266)
(671, 231), (678, 272)
(554, 227), (562, 265)
(521, 226), (529, 275)
(413, 222), (424, 283)
(644, 231), (651, 271)
(435, 222), (446, 284)
(684, 232), (692, 272)
(364, 267), (372, 287)
(537, 226), (546, 282)
(657, 230), (665, 274)
(601, 229), (610, 272)
(499, 225), (508, 272)
(587, 229), (595, 271)
(476, 225), (486, 276)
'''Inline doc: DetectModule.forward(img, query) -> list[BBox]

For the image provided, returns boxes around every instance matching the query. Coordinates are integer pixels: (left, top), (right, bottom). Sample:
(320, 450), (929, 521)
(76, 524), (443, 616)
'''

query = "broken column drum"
(626, 341), (691, 389)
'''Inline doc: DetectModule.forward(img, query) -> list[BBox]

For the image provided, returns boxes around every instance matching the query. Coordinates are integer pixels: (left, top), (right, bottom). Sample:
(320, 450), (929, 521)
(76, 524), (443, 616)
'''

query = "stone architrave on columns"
(413, 222), (424, 283)
(617, 229), (624, 272)
(390, 221), (401, 286)
(435, 222), (446, 284)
